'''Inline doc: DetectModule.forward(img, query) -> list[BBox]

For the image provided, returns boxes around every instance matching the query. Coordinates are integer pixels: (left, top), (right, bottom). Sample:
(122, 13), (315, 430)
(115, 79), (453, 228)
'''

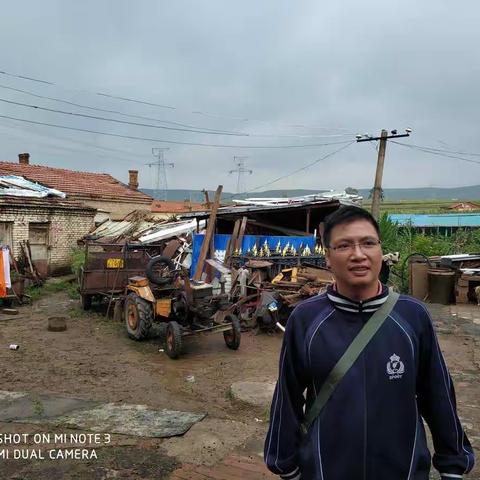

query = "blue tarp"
(191, 234), (315, 277)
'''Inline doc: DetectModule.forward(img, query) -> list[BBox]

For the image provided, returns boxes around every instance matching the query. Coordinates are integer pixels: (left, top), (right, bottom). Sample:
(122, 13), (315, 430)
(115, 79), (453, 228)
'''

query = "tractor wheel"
(165, 321), (182, 359)
(80, 293), (93, 311)
(125, 293), (153, 340)
(171, 294), (191, 325)
(146, 256), (175, 286)
(223, 313), (241, 350)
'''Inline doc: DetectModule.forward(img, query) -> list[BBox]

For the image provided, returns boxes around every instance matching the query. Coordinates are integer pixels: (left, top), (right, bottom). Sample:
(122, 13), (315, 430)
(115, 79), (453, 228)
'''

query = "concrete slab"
(163, 417), (257, 466)
(230, 381), (276, 408)
(21, 403), (206, 438)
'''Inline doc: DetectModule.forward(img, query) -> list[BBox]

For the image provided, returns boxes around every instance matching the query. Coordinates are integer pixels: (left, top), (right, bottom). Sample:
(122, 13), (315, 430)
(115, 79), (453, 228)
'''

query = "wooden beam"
(193, 185), (223, 281)
(235, 216), (248, 252)
(224, 219), (241, 266)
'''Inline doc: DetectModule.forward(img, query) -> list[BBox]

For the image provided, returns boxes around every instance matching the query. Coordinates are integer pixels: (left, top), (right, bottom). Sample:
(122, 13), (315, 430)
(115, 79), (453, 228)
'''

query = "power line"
(390, 141), (480, 166)
(0, 113), (353, 149)
(227, 141), (355, 199)
(392, 140), (480, 157)
(0, 97), (248, 136)
(0, 83), (245, 134)
(0, 68), (355, 133)
(0, 83), (353, 139)
(0, 117), (151, 162)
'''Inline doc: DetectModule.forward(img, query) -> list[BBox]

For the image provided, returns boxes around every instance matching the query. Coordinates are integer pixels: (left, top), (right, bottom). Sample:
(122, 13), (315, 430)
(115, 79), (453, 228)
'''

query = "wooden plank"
(235, 216), (248, 252)
(193, 185), (223, 281)
(224, 219), (241, 266)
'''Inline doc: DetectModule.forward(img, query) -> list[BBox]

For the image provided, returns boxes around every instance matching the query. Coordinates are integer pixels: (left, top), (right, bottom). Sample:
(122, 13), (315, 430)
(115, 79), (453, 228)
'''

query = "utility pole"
(147, 148), (173, 201)
(356, 128), (412, 220)
(229, 156), (253, 194)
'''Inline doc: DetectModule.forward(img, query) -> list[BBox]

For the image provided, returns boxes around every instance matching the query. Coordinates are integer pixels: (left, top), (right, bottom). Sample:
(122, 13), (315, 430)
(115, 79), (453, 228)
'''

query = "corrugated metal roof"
(0, 175), (66, 198)
(389, 213), (480, 227)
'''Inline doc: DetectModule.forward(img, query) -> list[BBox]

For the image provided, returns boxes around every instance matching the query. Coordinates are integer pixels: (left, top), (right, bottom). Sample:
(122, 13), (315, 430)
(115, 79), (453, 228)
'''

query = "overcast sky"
(0, 1), (479, 194)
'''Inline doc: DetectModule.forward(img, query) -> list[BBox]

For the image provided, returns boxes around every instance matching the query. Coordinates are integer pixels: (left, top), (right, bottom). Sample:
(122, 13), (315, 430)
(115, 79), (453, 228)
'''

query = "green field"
(363, 200), (480, 214)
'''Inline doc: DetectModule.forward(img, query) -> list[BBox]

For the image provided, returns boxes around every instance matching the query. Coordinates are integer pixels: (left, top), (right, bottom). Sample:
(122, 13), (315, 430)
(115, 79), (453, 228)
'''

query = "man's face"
(325, 219), (383, 293)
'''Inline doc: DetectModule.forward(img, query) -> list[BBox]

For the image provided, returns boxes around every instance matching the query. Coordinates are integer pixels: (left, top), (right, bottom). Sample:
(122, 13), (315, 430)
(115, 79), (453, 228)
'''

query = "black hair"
(323, 206), (380, 247)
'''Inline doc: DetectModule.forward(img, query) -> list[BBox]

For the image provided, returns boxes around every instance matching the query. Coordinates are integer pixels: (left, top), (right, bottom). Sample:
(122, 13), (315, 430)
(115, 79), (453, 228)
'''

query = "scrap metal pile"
(81, 186), (343, 331)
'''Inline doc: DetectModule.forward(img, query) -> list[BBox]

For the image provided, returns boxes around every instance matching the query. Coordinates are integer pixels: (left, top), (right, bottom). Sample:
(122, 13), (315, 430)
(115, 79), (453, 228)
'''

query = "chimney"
(128, 170), (139, 190)
(18, 152), (30, 165)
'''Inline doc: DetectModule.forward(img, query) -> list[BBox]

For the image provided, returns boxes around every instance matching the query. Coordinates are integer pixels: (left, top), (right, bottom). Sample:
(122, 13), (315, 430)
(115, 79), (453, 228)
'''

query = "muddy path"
(0, 292), (479, 479)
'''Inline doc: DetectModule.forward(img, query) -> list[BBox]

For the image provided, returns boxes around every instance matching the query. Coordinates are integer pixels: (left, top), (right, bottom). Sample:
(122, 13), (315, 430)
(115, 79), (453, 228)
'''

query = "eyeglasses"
(328, 239), (381, 253)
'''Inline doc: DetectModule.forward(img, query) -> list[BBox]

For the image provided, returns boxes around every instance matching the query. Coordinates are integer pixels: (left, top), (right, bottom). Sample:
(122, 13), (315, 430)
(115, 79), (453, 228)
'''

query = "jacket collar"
(327, 282), (389, 313)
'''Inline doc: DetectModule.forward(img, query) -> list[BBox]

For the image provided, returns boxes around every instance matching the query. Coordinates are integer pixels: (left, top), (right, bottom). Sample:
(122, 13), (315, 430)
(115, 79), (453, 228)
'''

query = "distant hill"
(141, 186), (480, 202)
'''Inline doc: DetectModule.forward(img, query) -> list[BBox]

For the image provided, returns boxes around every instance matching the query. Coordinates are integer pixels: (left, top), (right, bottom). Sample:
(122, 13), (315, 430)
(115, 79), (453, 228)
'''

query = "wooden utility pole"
(356, 128), (412, 221)
(371, 129), (388, 221)
(193, 185), (223, 281)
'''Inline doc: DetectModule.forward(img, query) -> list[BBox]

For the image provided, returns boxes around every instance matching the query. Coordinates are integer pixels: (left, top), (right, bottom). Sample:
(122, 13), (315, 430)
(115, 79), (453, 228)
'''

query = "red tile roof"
(151, 200), (205, 213)
(0, 161), (152, 202)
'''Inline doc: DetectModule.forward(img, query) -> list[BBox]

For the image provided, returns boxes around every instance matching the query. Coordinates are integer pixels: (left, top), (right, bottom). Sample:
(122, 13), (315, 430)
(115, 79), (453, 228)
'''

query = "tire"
(165, 321), (182, 359)
(171, 294), (191, 325)
(81, 294), (93, 311)
(124, 293), (153, 340)
(146, 256), (175, 286)
(223, 313), (241, 350)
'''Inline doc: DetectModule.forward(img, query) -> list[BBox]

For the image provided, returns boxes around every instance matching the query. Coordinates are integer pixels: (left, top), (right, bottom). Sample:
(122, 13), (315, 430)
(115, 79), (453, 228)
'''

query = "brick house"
(0, 153), (153, 221)
(0, 180), (96, 275)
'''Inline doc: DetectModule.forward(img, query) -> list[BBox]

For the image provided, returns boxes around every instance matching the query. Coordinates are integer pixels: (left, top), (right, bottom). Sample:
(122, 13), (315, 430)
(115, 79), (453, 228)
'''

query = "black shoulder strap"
(301, 291), (400, 435)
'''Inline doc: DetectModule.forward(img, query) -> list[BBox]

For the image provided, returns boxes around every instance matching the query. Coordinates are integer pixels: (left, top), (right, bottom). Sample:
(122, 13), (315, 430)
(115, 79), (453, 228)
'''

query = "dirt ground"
(0, 291), (479, 479)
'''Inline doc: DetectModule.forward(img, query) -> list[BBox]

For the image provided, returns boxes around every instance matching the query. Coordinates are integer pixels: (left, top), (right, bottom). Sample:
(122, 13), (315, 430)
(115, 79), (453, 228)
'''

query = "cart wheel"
(81, 294), (93, 311)
(223, 313), (241, 350)
(125, 293), (153, 340)
(165, 321), (182, 359)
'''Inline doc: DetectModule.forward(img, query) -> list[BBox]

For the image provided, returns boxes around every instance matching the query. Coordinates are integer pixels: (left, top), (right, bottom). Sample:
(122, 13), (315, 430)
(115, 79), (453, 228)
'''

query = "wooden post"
(235, 216), (248, 252)
(193, 185), (223, 281)
(306, 209), (311, 233)
(371, 129), (388, 221)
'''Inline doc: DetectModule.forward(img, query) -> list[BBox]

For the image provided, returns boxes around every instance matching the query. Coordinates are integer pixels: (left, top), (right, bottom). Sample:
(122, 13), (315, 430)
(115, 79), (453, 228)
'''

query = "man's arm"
(264, 309), (308, 479)
(417, 308), (475, 478)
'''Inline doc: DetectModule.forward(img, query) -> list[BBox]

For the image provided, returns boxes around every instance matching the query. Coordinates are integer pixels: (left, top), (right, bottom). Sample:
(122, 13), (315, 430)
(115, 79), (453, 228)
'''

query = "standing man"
(265, 206), (474, 479)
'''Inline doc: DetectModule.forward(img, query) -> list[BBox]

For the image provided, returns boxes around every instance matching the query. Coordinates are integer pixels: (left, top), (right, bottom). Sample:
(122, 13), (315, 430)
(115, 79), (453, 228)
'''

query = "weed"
(31, 398), (45, 416)
(26, 280), (79, 302)
(261, 404), (271, 423)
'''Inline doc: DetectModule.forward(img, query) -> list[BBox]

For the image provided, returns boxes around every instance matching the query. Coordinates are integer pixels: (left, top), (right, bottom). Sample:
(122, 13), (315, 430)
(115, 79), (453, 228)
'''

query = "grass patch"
(26, 280), (80, 302)
(31, 398), (45, 416)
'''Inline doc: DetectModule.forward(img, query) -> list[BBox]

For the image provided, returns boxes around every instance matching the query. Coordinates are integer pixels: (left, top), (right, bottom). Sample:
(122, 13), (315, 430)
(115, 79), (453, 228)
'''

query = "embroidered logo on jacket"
(386, 353), (404, 380)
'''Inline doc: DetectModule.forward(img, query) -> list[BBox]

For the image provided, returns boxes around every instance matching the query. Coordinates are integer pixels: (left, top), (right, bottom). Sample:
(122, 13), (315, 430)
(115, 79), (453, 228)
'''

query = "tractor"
(123, 255), (241, 359)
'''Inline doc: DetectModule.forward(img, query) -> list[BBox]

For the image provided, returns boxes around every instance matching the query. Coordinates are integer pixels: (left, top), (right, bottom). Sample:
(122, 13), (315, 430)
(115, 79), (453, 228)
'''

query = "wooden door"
(29, 223), (50, 276)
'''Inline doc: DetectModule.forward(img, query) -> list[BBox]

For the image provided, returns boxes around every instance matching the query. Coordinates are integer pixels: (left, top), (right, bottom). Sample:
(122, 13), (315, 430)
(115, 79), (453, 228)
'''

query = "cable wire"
(0, 68), (355, 133)
(226, 141), (355, 199)
(0, 112), (353, 149)
(393, 140), (480, 157)
(390, 141), (480, 166)
(0, 97), (248, 136)
(0, 83), (245, 134)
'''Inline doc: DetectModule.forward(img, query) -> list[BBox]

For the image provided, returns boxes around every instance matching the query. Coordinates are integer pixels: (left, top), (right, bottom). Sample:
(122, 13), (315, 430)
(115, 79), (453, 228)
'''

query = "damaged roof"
(180, 198), (342, 235)
(0, 161), (152, 203)
(0, 175), (66, 198)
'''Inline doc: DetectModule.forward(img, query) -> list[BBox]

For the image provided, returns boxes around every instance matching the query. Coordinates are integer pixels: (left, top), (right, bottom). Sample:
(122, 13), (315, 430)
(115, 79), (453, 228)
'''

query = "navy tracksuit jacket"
(264, 285), (475, 479)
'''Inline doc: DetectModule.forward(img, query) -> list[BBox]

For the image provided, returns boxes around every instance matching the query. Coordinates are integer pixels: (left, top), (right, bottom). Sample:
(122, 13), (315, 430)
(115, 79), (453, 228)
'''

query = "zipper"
(363, 353), (367, 480)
